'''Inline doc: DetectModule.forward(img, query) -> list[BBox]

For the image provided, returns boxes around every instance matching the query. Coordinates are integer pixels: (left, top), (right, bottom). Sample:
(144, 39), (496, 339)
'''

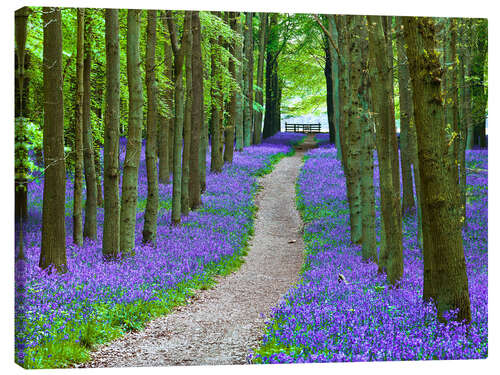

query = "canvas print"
(14, 6), (488, 369)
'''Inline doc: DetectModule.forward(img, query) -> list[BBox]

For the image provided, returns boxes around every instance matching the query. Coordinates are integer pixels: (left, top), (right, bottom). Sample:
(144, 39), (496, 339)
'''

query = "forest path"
(83, 134), (317, 368)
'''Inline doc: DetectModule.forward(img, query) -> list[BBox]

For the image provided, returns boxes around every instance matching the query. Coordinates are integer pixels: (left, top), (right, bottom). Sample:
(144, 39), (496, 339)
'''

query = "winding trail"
(82, 135), (317, 368)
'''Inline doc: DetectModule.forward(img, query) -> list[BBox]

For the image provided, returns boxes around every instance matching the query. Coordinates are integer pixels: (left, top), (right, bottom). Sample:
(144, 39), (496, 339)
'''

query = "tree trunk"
(396, 17), (416, 216)
(181, 18), (193, 215)
(210, 13), (223, 173)
(95, 142), (103, 207)
(458, 20), (470, 225)
(324, 39), (336, 144)
(159, 15), (173, 184)
(15, 7), (29, 229)
(367, 15), (404, 285)
(470, 19), (488, 148)
(243, 12), (254, 146)
(262, 14), (280, 139)
(82, 13), (97, 241)
(120, 9), (143, 254)
(143, 10), (159, 242)
(73, 8), (85, 247)
(168, 10), (190, 226)
(403, 16), (471, 323)
(253, 13), (267, 145)
(334, 15), (349, 172)
(358, 18), (377, 262)
(40, 7), (67, 272)
(327, 15), (342, 158)
(224, 12), (238, 163)
(234, 13), (244, 151)
(189, 11), (203, 210)
(343, 16), (363, 246)
(102, 9), (121, 259)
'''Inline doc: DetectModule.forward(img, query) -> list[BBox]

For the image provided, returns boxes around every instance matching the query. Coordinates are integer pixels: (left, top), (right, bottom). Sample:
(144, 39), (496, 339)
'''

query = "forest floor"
(81, 135), (318, 367)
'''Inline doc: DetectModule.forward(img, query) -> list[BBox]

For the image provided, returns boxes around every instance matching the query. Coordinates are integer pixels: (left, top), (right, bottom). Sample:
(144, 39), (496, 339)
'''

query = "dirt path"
(82, 135), (317, 368)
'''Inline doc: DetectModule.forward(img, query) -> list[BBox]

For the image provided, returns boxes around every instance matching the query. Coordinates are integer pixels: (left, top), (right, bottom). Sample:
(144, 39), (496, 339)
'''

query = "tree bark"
(15, 7), (29, 227)
(234, 13), (244, 151)
(262, 13), (280, 139)
(189, 11), (203, 209)
(358, 18), (377, 263)
(224, 12), (238, 163)
(73, 8), (85, 247)
(324, 38), (336, 144)
(403, 16), (471, 323)
(470, 19), (488, 148)
(253, 13), (267, 145)
(328, 16), (342, 159)
(168, 10), (190, 226)
(181, 17), (193, 215)
(82, 13), (97, 241)
(102, 9), (121, 259)
(120, 9), (143, 254)
(367, 15), (404, 285)
(159, 15), (174, 184)
(344, 16), (362, 245)
(243, 12), (254, 146)
(396, 17), (416, 216)
(40, 7), (67, 272)
(209, 13), (223, 173)
(143, 10), (159, 242)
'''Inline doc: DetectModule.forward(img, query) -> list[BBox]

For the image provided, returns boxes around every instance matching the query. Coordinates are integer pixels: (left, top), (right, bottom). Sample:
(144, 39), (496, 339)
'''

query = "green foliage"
(15, 118), (43, 185)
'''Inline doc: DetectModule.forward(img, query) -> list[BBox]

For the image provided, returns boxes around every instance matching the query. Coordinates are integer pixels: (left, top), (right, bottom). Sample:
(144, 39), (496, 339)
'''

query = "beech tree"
(403, 16), (471, 323)
(253, 13), (267, 145)
(39, 7), (67, 272)
(167, 10), (191, 226)
(181, 16), (193, 215)
(243, 12), (254, 147)
(72, 8), (85, 247)
(143, 10), (160, 243)
(189, 11), (203, 209)
(367, 15), (404, 284)
(120, 9), (143, 254)
(102, 8), (121, 259)
(82, 12), (97, 241)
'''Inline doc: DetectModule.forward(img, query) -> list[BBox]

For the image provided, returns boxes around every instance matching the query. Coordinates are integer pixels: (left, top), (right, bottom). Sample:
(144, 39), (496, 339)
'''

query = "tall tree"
(243, 12), (254, 146)
(102, 8), (121, 259)
(120, 9), (143, 254)
(143, 10), (160, 243)
(167, 10), (191, 226)
(328, 15), (342, 159)
(396, 17), (417, 216)
(458, 19), (472, 225)
(210, 12), (223, 173)
(253, 13), (267, 145)
(82, 12), (97, 241)
(159, 17), (174, 184)
(358, 17), (377, 262)
(72, 8), (85, 247)
(234, 13), (244, 151)
(403, 16), (471, 323)
(181, 16), (193, 215)
(395, 16), (423, 246)
(469, 19), (488, 148)
(224, 12), (238, 163)
(343, 15), (363, 245)
(262, 13), (280, 139)
(14, 7), (30, 228)
(367, 15), (404, 285)
(39, 7), (67, 272)
(15, 6), (30, 261)
(189, 11), (203, 209)
(324, 36), (336, 144)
